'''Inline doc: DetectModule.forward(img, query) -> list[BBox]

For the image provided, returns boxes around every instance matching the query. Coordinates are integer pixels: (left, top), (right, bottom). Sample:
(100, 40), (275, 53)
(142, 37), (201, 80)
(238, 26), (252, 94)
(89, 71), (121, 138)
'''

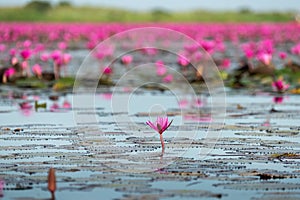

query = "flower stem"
(54, 64), (59, 80)
(159, 134), (165, 150)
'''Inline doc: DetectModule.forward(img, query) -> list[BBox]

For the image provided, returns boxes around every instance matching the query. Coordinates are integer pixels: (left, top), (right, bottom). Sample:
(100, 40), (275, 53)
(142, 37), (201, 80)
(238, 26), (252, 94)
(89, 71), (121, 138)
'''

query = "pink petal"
(162, 117), (168, 130)
(146, 121), (158, 132)
(163, 74), (173, 83)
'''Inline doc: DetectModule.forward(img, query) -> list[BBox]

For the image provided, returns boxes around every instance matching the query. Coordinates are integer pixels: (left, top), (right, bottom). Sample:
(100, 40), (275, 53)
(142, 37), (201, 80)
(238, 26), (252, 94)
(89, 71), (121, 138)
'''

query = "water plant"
(146, 116), (173, 150)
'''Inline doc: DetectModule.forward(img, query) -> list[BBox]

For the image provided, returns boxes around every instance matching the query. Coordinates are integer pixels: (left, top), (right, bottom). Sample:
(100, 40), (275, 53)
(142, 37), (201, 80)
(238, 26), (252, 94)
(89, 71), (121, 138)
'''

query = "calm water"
(0, 86), (299, 200)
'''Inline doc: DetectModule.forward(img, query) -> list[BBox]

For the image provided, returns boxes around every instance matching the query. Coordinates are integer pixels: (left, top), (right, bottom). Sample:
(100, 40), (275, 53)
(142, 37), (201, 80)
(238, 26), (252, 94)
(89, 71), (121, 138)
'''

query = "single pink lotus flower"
(55, 58), (63, 66)
(184, 44), (199, 54)
(50, 103), (60, 112)
(244, 49), (254, 59)
(163, 74), (173, 83)
(58, 42), (67, 50)
(62, 100), (71, 109)
(20, 49), (31, 60)
(257, 53), (272, 65)
(242, 43), (255, 58)
(32, 95), (40, 101)
(23, 40), (32, 48)
(51, 50), (62, 62)
(278, 52), (287, 60)
(141, 48), (157, 56)
(40, 53), (49, 62)
(95, 51), (106, 60)
(0, 44), (6, 52)
(19, 102), (33, 110)
(258, 40), (274, 54)
(63, 53), (72, 65)
(4, 68), (16, 78)
(32, 64), (42, 77)
(102, 66), (112, 75)
(146, 116), (173, 150)
(262, 120), (270, 127)
(291, 43), (300, 55)
(156, 60), (167, 76)
(192, 51), (202, 62)
(51, 50), (63, 79)
(121, 55), (133, 65)
(86, 40), (97, 50)
(21, 61), (28, 69)
(177, 55), (189, 67)
(220, 58), (231, 69)
(11, 57), (18, 65)
(34, 43), (45, 53)
(272, 78), (290, 92)
(3, 67), (16, 82)
(9, 48), (17, 56)
(215, 42), (225, 52)
(200, 40), (215, 54)
(178, 99), (189, 109)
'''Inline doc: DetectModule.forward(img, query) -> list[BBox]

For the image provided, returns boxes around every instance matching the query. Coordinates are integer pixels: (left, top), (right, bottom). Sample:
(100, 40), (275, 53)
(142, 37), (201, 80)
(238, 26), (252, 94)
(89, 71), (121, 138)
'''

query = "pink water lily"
(291, 43), (300, 55)
(155, 60), (166, 76)
(102, 66), (112, 75)
(177, 55), (189, 67)
(178, 99), (189, 109)
(220, 58), (231, 69)
(11, 57), (18, 65)
(3, 67), (16, 83)
(20, 49), (31, 60)
(58, 41), (67, 50)
(257, 53), (272, 65)
(62, 100), (71, 109)
(32, 64), (42, 78)
(163, 74), (173, 83)
(50, 103), (60, 112)
(23, 40), (32, 48)
(40, 53), (49, 62)
(146, 116), (173, 150)
(9, 48), (17, 56)
(121, 55), (133, 65)
(272, 78), (289, 92)
(4, 68), (16, 78)
(241, 42), (255, 58)
(0, 44), (6, 52)
(200, 40), (215, 54)
(278, 52), (287, 60)
(51, 50), (62, 63)
(19, 102), (33, 110)
(63, 53), (72, 65)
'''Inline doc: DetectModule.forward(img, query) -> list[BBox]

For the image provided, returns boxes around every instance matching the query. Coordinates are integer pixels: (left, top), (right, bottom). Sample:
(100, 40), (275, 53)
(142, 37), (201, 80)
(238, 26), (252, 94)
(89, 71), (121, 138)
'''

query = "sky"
(0, 0), (299, 12)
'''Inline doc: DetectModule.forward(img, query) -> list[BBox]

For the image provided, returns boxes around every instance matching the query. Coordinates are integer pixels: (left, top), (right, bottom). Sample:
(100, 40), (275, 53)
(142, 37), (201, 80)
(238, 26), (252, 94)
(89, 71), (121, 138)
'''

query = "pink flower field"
(0, 22), (299, 93)
(0, 23), (299, 72)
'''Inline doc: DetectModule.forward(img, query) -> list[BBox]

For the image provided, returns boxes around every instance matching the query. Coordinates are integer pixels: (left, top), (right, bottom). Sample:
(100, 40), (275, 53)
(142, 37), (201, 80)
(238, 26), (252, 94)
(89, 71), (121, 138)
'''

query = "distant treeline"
(0, 0), (296, 22)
